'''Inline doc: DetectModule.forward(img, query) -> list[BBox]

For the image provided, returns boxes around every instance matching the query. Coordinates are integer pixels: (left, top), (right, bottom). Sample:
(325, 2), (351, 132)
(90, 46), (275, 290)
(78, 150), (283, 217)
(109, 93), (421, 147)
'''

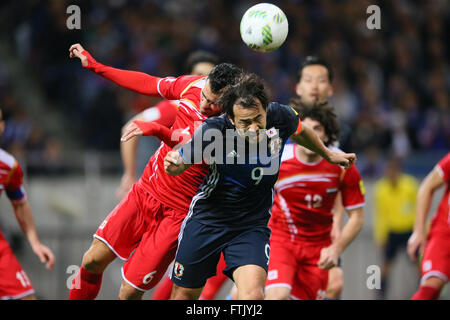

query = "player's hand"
(69, 43), (88, 67)
(115, 173), (136, 200)
(164, 151), (184, 176)
(121, 121), (144, 142)
(318, 245), (339, 270)
(327, 151), (356, 169)
(407, 231), (426, 261)
(31, 243), (55, 270)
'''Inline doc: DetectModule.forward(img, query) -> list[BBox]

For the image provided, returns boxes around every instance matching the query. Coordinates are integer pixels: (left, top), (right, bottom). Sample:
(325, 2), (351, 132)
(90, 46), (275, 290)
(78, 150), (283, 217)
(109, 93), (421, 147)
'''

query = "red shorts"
(0, 232), (35, 299)
(420, 230), (450, 284)
(265, 234), (330, 300)
(95, 183), (185, 291)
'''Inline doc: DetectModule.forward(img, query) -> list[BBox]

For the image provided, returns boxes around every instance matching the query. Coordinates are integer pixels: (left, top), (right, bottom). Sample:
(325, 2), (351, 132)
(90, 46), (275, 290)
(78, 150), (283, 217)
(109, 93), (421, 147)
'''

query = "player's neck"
(295, 145), (321, 164)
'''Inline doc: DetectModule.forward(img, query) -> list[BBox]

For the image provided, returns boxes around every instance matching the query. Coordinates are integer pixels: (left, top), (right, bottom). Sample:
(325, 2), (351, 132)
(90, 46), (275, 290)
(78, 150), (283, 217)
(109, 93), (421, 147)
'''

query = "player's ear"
(295, 82), (302, 97)
(327, 85), (334, 98)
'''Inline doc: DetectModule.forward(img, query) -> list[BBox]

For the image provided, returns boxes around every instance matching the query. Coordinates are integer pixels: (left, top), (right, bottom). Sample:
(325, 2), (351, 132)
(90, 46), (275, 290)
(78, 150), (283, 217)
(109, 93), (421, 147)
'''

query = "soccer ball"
(240, 3), (289, 52)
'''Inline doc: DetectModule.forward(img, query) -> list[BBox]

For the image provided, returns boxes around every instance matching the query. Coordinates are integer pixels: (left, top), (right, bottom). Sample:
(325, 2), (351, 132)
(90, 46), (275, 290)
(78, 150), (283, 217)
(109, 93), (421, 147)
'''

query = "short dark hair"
(290, 99), (340, 146)
(207, 63), (243, 95)
(185, 50), (219, 74)
(218, 73), (269, 119)
(298, 55), (333, 82)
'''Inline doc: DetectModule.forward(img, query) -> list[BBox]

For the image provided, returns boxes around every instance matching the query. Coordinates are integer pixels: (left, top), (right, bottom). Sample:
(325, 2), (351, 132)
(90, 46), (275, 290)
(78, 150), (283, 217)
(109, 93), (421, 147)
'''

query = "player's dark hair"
(185, 50), (219, 74)
(290, 99), (340, 146)
(298, 55), (334, 82)
(218, 73), (269, 119)
(207, 63), (243, 94)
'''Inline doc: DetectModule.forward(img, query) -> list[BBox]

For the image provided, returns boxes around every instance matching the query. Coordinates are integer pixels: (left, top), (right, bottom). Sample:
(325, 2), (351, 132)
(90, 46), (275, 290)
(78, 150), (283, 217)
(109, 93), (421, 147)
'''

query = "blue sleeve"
(269, 103), (301, 139)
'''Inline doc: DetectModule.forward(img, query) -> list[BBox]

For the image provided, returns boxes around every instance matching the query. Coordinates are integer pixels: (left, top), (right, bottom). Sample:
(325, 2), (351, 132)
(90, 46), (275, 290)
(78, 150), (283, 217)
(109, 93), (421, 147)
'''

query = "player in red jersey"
(407, 152), (450, 300)
(68, 43), (242, 300)
(264, 102), (365, 300)
(116, 50), (219, 200)
(0, 109), (55, 300)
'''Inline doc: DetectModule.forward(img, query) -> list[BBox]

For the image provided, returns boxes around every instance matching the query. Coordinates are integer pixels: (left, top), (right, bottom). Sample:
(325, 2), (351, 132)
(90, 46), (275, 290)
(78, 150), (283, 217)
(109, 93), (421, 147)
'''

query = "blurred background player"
(0, 108), (55, 300)
(294, 55), (346, 299)
(407, 152), (450, 300)
(373, 157), (419, 299)
(264, 102), (364, 300)
(116, 50), (219, 200)
(68, 43), (242, 300)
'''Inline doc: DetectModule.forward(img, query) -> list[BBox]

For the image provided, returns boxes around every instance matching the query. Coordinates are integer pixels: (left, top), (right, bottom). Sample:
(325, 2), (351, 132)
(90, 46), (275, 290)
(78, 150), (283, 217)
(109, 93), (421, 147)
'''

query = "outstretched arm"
(69, 43), (162, 96)
(291, 122), (356, 169)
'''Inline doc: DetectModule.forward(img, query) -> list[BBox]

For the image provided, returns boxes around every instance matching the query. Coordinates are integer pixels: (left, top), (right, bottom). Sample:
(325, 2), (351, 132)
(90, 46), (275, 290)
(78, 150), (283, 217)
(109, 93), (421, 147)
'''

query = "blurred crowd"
(0, 0), (448, 176)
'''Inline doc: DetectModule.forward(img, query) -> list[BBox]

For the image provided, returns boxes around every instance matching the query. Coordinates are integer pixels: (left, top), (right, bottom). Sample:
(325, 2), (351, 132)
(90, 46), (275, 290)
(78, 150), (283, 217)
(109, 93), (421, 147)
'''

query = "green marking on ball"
(273, 12), (286, 24)
(262, 24), (273, 46)
(248, 10), (267, 19)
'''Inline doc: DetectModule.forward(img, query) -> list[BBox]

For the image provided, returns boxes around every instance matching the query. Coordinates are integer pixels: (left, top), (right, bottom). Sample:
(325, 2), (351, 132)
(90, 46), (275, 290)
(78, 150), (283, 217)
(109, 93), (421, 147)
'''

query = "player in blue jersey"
(163, 73), (356, 300)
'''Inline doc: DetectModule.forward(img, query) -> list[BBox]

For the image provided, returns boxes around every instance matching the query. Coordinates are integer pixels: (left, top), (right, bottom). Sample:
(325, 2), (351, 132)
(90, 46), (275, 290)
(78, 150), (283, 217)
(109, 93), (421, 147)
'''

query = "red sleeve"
(340, 165), (365, 210)
(156, 75), (205, 100)
(150, 100), (178, 128)
(5, 162), (26, 202)
(82, 50), (162, 96)
(436, 152), (450, 182)
(133, 121), (189, 148)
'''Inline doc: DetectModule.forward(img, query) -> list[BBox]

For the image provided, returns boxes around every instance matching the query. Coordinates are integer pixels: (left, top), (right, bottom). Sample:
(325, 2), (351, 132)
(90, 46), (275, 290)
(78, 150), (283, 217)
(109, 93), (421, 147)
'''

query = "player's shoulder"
(203, 114), (230, 131)
(437, 152), (450, 171)
(0, 148), (17, 170)
(267, 102), (296, 119)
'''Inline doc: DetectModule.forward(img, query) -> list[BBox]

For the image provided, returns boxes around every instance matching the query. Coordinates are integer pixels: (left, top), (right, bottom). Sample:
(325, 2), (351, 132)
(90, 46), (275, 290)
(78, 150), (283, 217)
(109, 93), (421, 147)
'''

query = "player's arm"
(407, 166), (444, 261)
(10, 200), (55, 270)
(319, 206), (364, 270)
(164, 122), (214, 176)
(69, 43), (162, 96)
(290, 122), (356, 169)
(330, 192), (345, 243)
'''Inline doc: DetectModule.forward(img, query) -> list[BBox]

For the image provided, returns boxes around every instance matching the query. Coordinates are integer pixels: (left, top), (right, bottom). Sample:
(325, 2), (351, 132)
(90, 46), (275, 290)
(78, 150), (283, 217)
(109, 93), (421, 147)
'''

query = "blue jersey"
(179, 102), (301, 228)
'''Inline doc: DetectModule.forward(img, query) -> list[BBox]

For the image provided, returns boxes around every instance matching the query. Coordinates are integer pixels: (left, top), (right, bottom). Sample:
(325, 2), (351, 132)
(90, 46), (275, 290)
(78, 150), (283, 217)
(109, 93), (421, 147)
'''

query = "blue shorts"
(170, 218), (271, 288)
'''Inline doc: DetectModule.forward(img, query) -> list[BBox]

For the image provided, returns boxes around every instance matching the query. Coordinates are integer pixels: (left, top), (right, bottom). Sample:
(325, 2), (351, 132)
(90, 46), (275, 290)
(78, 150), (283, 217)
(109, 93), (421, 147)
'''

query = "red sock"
(68, 267), (103, 300)
(411, 285), (441, 300)
(199, 254), (228, 300)
(151, 276), (173, 300)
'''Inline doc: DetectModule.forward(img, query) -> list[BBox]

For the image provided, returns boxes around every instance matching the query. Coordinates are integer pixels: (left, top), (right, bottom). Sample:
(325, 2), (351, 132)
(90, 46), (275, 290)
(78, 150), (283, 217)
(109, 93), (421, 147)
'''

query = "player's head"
(185, 50), (219, 76)
(296, 55), (334, 106)
(219, 73), (269, 143)
(200, 63), (242, 117)
(291, 100), (340, 156)
(384, 157), (403, 182)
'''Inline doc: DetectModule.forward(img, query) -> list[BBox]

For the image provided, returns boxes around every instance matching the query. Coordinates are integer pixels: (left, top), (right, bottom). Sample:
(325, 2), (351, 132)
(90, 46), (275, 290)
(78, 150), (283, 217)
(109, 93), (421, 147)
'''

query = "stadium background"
(0, 0), (448, 299)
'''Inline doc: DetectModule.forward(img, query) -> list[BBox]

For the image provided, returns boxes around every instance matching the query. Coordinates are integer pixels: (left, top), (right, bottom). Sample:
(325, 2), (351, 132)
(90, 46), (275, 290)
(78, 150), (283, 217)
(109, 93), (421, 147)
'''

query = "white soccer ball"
(240, 3), (289, 52)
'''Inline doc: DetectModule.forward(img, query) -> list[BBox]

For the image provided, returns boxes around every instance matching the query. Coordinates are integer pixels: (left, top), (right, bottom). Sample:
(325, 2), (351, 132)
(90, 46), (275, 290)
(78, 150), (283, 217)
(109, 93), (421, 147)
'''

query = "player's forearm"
(413, 186), (433, 234)
(82, 50), (162, 96)
(333, 208), (364, 255)
(12, 201), (41, 248)
(292, 124), (332, 161)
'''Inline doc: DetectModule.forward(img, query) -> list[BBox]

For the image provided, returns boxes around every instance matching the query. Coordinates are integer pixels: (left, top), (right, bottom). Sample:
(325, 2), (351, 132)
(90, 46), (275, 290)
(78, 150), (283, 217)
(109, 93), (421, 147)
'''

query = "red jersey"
(429, 152), (450, 233)
(269, 144), (365, 243)
(138, 75), (209, 212)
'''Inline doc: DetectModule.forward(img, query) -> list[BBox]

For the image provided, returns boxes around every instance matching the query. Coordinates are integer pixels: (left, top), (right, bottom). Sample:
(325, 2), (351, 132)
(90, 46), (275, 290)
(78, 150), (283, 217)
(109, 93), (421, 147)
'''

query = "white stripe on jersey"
(278, 194), (298, 242)
(0, 149), (16, 168)
(180, 99), (204, 120)
(275, 173), (339, 192)
(156, 77), (176, 98)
